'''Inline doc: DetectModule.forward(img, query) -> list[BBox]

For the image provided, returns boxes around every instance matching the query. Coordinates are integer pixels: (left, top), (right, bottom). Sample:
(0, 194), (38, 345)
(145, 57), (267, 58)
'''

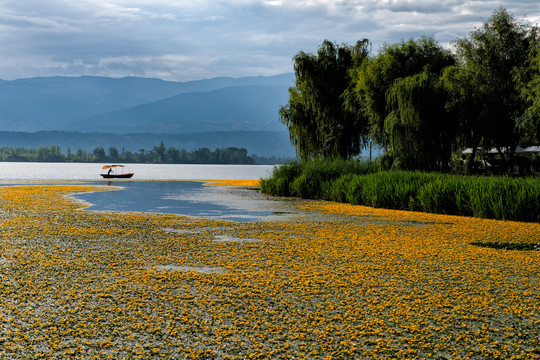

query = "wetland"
(0, 181), (538, 359)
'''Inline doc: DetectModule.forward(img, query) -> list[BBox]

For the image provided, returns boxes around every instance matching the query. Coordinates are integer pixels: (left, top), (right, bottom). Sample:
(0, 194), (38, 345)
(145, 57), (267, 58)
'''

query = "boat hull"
(100, 173), (134, 179)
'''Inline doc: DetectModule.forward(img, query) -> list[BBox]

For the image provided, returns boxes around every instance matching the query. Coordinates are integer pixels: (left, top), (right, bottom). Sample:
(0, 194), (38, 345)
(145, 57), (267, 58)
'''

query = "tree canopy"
(349, 37), (456, 170)
(0, 144), (283, 164)
(279, 39), (370, 160)
(281, 7), (540, 172)
(450, 7), (540, 171)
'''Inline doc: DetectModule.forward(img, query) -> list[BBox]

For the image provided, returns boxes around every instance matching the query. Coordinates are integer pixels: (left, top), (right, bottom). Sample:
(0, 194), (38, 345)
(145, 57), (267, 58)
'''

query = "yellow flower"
(0, 184), (538, 359)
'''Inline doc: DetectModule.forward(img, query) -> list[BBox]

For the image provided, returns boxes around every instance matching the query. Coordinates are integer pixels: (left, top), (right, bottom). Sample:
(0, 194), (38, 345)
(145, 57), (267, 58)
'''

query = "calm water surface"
(0, 162), (291, 222)
(0, 162), (274, 181)
(72, 181), (293, 222)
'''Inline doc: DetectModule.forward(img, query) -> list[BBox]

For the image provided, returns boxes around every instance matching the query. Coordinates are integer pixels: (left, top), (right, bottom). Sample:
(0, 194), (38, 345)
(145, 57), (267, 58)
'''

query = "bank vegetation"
(261, 159), (540, 222)
(278, 8), (540, 174)
(0, 143), (284, 164)
(263, 8), (540, 222)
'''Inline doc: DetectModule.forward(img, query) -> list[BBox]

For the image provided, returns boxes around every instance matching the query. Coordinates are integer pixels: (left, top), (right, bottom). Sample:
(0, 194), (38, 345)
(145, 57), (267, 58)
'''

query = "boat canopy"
(102, 165), (125, 170)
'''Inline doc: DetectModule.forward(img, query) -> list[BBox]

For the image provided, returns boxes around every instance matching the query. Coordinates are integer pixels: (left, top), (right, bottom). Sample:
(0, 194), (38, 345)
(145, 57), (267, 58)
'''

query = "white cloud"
(0, 0), (538, 80)
(0, 13), (77, 32)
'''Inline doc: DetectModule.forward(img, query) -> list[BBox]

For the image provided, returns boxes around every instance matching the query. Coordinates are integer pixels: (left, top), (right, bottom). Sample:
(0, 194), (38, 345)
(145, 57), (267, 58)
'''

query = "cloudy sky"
(0, 0), (538, 81)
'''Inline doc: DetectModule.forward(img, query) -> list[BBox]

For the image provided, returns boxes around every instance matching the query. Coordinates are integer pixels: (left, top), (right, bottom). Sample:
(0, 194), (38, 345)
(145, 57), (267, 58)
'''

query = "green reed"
(261, 160), (540, 222)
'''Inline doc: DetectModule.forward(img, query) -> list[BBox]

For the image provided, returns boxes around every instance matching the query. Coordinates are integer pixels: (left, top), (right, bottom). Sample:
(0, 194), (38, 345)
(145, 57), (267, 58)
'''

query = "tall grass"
(259, 160), (303, 196)
(260, 159), (374, 198)
(260, 160), (540, 222)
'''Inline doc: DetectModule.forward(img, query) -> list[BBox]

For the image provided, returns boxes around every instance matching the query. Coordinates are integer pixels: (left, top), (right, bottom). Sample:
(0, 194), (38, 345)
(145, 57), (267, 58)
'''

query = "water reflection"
(73, 181), (289, 222)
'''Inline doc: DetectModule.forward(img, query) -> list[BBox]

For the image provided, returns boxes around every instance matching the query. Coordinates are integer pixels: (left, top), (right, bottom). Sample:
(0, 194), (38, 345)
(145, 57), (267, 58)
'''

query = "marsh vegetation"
(0, 184), (538, 358)
(261, 159), (540, 222)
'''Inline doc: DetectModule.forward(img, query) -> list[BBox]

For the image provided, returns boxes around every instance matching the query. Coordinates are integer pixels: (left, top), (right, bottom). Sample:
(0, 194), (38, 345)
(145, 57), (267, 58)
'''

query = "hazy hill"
(0, 74), (294, 132)
(67, 85), (290, 133)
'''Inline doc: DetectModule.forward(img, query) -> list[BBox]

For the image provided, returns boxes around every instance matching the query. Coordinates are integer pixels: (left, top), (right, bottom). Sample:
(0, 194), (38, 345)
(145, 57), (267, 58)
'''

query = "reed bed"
(0, 184), (538, 359)
(260, 160), (540, 222)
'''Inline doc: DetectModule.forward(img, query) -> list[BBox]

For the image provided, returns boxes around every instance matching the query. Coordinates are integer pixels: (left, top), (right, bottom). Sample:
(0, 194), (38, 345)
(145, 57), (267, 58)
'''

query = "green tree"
(166, 147), (188, 163)
(521, 38), (540, 145)
(153, 141), (166, 163)
(386, 68), (456, 170)
(453, 7), (539, 172)
(442, 65), (489, 172)
(35, 145), (64, 162)
(74, 148), (87, 162)
(279, 39), (370, 160)
(93, 147), (106, 162)
(191, 147), (212, 163)
(349, 37), (456, 168)
(108, 147), (119, 161)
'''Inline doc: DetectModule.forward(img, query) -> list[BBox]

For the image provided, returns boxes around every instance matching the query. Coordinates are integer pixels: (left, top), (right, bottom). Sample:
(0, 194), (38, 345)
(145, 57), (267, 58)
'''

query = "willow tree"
(347, 37), (456, 169)
(279, 39), (370, 160)
(386, 69), (456, 170)
(349, 37), (456, 155)
(442, 63), (491, 173)
(453, 7), (540, 172)
(522, 49), (540, 145)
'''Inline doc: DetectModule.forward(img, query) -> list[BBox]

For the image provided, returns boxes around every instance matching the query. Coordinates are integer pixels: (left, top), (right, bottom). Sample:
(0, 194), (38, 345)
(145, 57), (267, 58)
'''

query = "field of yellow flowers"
(0, 183), (539, 359)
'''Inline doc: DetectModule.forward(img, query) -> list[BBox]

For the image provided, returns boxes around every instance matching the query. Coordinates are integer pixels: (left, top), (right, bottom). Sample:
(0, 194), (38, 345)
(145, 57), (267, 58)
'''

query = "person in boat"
(108, 168), (112, 176)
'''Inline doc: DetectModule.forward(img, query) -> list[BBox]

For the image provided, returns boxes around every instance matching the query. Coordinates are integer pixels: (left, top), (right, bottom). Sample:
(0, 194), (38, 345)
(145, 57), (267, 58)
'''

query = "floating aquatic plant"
(0, 184), (538, 359)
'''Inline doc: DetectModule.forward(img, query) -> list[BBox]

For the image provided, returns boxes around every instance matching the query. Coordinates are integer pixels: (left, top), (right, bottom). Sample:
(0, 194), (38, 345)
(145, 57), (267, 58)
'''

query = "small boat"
(100, 165), (134, 179)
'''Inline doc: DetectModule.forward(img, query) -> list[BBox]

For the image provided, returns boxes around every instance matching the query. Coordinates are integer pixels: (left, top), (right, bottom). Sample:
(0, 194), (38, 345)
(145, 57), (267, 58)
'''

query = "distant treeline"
(0, 143), (288, 164)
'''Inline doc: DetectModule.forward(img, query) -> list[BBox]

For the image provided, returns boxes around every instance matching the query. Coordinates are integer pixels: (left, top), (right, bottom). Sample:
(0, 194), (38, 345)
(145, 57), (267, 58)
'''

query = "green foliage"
(358, 172), (430, 210)
(282, 7), (540, 172)
(323, 174), (356, 203)
(386, 68), (456, 170)
(464, 175), (540, 220)
(416, 175), (468, 215)
(522, 44), (540, 145)
(264, 6), (540, 222)
(451, 7), (540, 171)
(259, 161), (303, 196)
(0, 145), (264, 164)
(343, 175), (365, 205)
(261, 160), (540, 222)
(349, 36), (456, 163)
(260, 159), (374, 198)
(441, 64), (488, 173)
(289, 159), (368, 198)
(280, 40), (371, 160)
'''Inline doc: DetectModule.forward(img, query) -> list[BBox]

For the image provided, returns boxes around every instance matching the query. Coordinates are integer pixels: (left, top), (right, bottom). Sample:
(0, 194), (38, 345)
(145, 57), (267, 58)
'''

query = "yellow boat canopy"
(102, 165), (125, 169)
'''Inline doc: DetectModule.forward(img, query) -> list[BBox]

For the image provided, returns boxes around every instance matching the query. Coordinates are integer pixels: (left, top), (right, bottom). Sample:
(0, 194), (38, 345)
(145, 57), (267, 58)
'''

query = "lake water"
(0, 162), (275, 181)
(0, 162), (290, 222)
(72, 180), (295, 222)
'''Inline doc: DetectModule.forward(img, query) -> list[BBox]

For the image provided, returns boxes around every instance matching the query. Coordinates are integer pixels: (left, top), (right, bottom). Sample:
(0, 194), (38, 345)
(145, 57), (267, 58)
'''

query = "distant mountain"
(0, 74), (296, 157)
(0, 74), (294, 132)
(67, 85), (290, 133)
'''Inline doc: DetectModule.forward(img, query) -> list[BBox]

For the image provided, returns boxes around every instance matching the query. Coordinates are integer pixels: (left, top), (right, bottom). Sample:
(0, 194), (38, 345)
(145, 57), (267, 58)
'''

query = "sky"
(0, 0), (539, 82)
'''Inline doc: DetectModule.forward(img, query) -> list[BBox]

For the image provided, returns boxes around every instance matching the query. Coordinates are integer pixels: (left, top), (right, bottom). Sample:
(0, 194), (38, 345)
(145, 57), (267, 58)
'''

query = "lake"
(0, 162), (290, 222)
(0, 162), (275, 181)
(71, 180), (296, 222)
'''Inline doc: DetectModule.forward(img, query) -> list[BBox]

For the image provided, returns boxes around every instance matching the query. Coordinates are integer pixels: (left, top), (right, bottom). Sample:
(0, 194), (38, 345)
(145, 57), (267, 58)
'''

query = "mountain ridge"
(0, 74), (296, 157)
(67, 84), (290, 133)
(0, 73), (294, 132)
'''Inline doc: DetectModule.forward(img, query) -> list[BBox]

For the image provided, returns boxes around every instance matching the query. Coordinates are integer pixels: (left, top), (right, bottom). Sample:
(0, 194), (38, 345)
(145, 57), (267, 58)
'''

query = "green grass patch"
(260, 159), (375, 198)
(261, 160), (540, 222)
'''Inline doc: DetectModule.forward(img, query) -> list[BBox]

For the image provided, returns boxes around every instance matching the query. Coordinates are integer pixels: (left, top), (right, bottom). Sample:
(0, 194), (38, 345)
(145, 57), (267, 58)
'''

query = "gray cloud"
(0, 0), (538, 81)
